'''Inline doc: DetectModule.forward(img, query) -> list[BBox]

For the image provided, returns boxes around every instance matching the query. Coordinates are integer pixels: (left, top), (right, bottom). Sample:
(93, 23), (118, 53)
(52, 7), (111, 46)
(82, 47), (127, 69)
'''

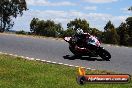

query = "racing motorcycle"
(64, 33), (111, 60)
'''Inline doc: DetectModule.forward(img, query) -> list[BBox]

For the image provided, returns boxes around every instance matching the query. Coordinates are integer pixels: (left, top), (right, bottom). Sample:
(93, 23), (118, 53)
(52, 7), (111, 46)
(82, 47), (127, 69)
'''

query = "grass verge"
(0, 54), (132, 88)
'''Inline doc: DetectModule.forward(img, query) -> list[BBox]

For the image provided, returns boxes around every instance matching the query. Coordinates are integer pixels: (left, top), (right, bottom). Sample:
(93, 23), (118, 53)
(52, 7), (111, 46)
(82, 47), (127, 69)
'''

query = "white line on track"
(36, 59), (41, 61)
(41, 60), (46, 62)
(0, 52), (96, 71)
(52, 62), (57, 64)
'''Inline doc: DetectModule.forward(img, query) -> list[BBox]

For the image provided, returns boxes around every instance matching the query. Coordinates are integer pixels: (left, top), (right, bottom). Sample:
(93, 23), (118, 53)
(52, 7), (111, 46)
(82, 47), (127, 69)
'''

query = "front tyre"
(69, 46), (82, 57)
(98, 48), (111, 60)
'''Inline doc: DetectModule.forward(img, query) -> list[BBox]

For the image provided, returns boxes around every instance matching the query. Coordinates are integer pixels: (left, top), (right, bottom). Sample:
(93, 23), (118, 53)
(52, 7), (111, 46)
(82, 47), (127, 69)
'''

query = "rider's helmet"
(76, 28), (84, 35)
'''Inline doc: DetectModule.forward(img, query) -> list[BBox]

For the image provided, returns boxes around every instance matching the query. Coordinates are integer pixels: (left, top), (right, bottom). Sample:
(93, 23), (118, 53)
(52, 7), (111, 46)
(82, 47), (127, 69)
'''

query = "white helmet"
(76, 28), (84, 35)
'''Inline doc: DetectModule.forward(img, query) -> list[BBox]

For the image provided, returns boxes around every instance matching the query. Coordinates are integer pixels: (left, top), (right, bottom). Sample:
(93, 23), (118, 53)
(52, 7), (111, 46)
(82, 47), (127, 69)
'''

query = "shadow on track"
(63, 55), (110, 61)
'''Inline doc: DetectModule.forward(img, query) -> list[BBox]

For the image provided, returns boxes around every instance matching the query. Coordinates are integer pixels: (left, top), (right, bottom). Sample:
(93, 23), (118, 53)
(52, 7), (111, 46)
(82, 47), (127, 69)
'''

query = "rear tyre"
(98, 48), (111, 60)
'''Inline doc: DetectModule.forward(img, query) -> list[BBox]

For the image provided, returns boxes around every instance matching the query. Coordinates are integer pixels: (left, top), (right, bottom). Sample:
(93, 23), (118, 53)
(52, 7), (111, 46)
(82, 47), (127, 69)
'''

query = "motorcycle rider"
(64, 28), (111, 60)
(75, 28), (85, 44)
(74, 28), (100, 48)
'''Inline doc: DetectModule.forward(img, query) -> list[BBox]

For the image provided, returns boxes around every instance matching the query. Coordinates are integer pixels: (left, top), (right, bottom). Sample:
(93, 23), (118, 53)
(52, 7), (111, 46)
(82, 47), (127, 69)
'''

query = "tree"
(110, 28), (120, 44)
(30, 18), (63, 37)
(104, 28), (119, 44)
(126, 17), (132, 37)
(16, 30), (27, 35)
(104, 20), (114, 31)
(61, 28), (75, 37)
(44, 20), (63, 37)
(0, 0), (27, 32)
(103, 21), (119, 44)
(125, 17), (132, 46)
(36, 20), (46, 36)
(30, 18), (39, 34)
(117, 22), (129, 45)
(91, 28), (102, 36)
(128, 6), (132, 11)
(67, 18), (90, 32)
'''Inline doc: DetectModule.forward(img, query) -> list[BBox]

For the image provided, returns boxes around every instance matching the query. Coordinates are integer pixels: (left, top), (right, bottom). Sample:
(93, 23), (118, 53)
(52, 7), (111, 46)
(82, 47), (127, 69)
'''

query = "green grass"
(0, 54), (132, 88)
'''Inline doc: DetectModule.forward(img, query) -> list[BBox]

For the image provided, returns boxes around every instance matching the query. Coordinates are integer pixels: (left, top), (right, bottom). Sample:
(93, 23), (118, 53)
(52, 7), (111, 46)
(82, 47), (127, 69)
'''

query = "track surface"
(0, 34), (132, 74)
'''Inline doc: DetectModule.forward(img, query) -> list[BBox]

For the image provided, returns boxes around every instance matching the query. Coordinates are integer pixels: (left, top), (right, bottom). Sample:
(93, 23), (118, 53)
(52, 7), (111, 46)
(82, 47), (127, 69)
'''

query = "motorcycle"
(64, 34), (111, 60)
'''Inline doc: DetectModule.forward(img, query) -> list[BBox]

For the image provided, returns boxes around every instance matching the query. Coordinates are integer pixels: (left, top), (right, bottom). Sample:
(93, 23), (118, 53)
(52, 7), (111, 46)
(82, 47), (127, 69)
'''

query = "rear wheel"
(98, 48), (111, 60)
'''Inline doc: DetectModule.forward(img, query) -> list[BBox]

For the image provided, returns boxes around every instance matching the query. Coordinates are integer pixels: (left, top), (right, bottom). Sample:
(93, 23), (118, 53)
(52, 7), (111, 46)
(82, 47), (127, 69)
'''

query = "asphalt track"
(0, 34), (132, 74)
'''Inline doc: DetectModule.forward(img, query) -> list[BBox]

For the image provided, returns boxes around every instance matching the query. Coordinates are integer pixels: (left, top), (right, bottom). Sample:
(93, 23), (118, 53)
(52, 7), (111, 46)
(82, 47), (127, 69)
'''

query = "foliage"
(67, 18), (90, 32)
(61, 28), (76, 37)
(128, 6), (132, 11)
(30, 18), (63, 37)
(29, 17), (132, 46)
(126, 17), (132, 37)
(90, 28), (102, 37)
(16, 30), (27, 35)
(103, 21), (119, 44)
(0, 0), (27, 32)
(104, 20), (114, 32)
(30, 18), (39, 34)
(116, 17), (132, 46)
(102, 17), (132, 46)
(117, 23), (129, 45)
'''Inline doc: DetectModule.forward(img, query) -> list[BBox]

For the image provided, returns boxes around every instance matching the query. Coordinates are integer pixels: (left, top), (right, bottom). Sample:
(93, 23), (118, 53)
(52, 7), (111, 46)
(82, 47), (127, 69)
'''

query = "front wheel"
(98, 48), (111, 60)
(69, 46), (82, 57)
